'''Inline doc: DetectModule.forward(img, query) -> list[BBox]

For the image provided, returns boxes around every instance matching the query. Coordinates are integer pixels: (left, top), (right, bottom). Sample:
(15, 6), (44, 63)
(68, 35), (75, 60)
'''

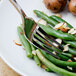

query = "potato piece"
(43, 0), (67, 13)
(68, 0), (76, 15)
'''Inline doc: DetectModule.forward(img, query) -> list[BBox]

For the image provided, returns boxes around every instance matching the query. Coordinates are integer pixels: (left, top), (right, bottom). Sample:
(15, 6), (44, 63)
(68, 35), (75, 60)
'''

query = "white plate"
(0, 0), (76, 76)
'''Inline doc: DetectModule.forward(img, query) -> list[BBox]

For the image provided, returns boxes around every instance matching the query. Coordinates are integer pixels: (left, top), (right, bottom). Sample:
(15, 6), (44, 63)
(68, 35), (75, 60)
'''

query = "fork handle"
(9, 0), (26, 17)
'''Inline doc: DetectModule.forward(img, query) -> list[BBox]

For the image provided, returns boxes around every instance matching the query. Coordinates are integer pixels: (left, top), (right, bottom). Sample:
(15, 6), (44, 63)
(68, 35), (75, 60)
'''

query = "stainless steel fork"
(9, 0), (64, 59)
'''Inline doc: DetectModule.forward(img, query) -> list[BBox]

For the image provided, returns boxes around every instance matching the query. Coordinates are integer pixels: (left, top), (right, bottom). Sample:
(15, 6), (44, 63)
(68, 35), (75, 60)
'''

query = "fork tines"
(32, 27), (63, 59)
(38, 27), (64, 50)
(33, 40), (60, 59)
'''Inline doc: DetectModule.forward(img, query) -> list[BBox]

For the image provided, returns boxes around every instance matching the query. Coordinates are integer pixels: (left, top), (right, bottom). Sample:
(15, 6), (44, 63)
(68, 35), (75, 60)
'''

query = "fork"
(9, 0), (64, 59)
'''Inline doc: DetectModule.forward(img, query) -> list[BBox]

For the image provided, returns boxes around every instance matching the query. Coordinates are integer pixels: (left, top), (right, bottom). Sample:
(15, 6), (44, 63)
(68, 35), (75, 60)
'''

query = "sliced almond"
(38, 19), (47, 25)
(32, 51), (36, 56)
(74, 57), (76, 61)
(63, 44), (69, 52)
(52, 42), (58, 47)
(68, 28), (76, 35)
(53, 39), (62, 47)
(62, 23), (70, 29)
(60, 23), (70, 32)
(52, 51), (56, 55)
(68, 28), (75, 34)
(54, 22), (70, 32)
(41, 64), (47, 69)
(56, 39), (62, 44)
(71, 30), (76, 34)
(67, 59), (72, 62)
(54, 22), (64, 30)
(67, 66), (72, 70)
(60, 28), (68, 32)
(55, 14), (62, 18)
(14, 38), (22, 46)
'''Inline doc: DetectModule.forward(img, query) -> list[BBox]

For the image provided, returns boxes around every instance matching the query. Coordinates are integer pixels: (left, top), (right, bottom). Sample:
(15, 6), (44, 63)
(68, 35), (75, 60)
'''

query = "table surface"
(0, 58), (21, 76)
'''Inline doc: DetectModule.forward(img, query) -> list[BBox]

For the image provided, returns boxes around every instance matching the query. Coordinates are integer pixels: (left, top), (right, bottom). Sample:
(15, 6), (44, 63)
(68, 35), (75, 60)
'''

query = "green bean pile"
(17, 10), (76, 76)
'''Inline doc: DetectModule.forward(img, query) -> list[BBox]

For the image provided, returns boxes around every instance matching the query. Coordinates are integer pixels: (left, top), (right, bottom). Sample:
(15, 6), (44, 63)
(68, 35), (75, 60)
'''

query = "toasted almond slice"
(68, 28), (76, 35)
(63, 44), (69, 52)
(53, 39), (62, 47)
(62, 23), (70, 29)
(41, 64), (47, 69)
(62, 23), (67, 28)
(52, 51), (56, 55)
(71, 30), (76, 34)
(14, 38), (22, 46)
(56, 39), (62, 44)
(38, 19), (47, 25)
(54, 22), (70, 32)
(60, 23), (70, 32)
(32, 51), (36, 56)
(55, 14), (62, 18)
(74, 57), (76, 61)
(68, 28), (75, 34)
(52, 43), (58, 47)
(67, 66), (72, 70)
(60, 28), (68, 32)
(67, 59), (72, 62)
(54, 22), (64, 30)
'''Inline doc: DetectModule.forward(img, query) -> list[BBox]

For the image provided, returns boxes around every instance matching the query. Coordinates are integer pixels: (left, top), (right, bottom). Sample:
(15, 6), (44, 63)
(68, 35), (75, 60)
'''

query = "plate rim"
(0, 0), (76, 76)
(0, 51), (27, 76)
(0, 0), (27, 75)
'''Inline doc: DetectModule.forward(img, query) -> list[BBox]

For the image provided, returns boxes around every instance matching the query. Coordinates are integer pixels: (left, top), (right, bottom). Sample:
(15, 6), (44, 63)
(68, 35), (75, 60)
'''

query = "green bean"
(41, 50), (76, 67)
(45, 67), (52, 72)
(24, 17), (35, 38)
(50, 15), (73, 28)
(34, 10), (73, 29)
(38, 23), (76, 41)
(17, 26), (33, 58)
(34, 56), (41, 66)
(41, 64), (53, 72)
(36, 49), (76, 76)
(68, 48), (76, 55)
(31, 45), (41, 66)
(34, 10), (58, 26)
(63, 41), (76, 48)
(31, 44), (52, 71)
(62, 53), (73, 58)
(58, 53), (72, 60)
